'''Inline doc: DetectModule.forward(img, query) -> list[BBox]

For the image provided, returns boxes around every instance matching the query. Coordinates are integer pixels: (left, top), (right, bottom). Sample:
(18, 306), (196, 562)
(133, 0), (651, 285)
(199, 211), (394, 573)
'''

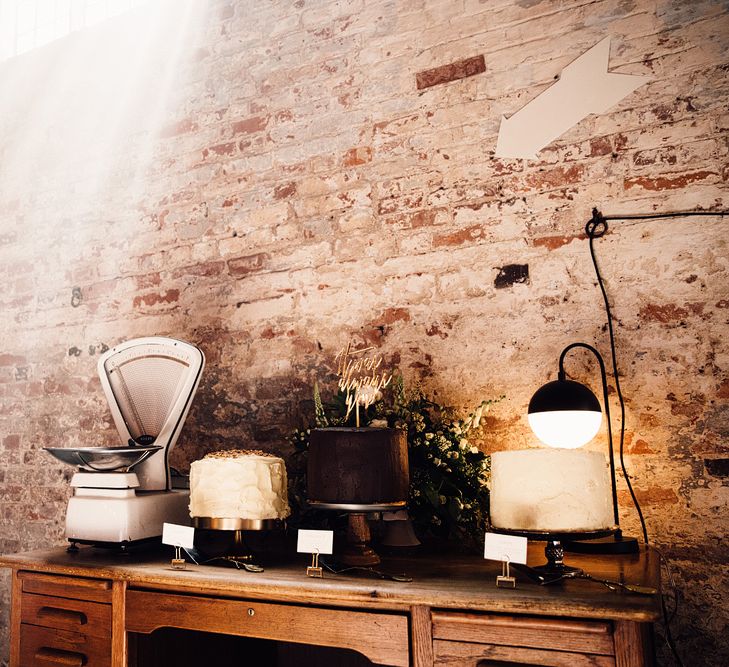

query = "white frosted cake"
(189, 450), (290, 520)
(490, 449), (614, 532)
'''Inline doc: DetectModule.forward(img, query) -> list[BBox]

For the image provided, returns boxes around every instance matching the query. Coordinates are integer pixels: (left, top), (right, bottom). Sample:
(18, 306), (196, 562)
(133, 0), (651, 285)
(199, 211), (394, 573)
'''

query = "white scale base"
(66, 476), (190, 545)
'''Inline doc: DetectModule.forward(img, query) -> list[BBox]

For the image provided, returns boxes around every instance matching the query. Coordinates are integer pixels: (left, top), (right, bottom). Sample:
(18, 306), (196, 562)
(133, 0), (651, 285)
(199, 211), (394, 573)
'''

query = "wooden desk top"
(0, 542), (660, 622)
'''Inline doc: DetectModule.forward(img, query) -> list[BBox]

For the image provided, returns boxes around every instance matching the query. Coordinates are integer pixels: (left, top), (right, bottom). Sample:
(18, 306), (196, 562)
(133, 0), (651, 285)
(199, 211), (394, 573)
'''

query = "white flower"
(425, 432), (434, 440)
(433, 458), (442, 466)
(356, 385), (381, 406)
(470, 446), (479, 454)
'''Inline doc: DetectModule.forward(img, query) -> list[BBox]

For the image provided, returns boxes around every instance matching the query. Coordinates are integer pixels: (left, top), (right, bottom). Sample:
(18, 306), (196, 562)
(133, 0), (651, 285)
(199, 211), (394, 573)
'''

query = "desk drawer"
(19, 572), (113, 604)
(432, 639), (616, 666)
(432, 611), (615, 655)
(126, 589), (409, 667)
(19, 623), (110, 667)
(22, 592), (112, 639)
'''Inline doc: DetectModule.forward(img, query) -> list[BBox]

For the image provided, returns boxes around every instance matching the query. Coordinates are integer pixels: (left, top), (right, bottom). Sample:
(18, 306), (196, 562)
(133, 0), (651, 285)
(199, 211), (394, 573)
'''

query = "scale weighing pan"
(44, 446), (162, 472)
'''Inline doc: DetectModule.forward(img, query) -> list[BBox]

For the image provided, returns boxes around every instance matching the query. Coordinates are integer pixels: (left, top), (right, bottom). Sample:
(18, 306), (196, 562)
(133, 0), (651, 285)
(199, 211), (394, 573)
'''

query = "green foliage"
(290, 375), (502, 544)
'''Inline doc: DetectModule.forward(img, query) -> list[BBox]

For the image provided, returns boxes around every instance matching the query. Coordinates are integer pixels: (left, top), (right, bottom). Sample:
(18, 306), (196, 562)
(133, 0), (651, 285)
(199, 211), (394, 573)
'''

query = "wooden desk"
(1, 543), (660, 666)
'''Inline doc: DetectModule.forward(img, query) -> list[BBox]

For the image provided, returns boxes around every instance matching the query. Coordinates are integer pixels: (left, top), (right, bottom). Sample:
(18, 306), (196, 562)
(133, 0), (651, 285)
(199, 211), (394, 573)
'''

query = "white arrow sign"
(495, 37), (650, 159)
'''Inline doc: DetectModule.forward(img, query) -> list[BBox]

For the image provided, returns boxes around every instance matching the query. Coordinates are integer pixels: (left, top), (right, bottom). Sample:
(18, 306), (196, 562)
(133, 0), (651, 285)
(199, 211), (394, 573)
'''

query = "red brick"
(624, 170), (717, 190)
(273, 182), (297, 200)
(416, 55), (485, 90)
(172, 262), (226, 279)
(343, 146), (372, 167)
(371, 308), (410, 326)
(525, 165), (584, 189)
(0, 354), (26, 366)
(626, 438), (656, 454)
(425, 323), (450, 339)
(132, 289), (180, 308)
(589, 136), (612, 157)
(533, 234), (582, 250)
(434, 225), (486, 248)
(202, 141), (237, 158)
(3, 434), (20, 449)
(639, 303), (688, 323)
(228, 253), (269, 277)
(619, 487), (679, 505)
(232, 116), (268, 135)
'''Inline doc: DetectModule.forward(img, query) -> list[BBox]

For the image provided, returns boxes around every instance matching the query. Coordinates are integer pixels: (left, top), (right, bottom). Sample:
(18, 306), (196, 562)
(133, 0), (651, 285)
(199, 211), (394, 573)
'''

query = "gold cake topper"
(334, 342), (392, 427)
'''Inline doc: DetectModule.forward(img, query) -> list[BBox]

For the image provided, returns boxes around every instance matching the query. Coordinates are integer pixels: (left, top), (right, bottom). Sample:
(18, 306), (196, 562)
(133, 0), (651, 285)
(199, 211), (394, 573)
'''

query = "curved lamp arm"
(558, 342), (620, 531)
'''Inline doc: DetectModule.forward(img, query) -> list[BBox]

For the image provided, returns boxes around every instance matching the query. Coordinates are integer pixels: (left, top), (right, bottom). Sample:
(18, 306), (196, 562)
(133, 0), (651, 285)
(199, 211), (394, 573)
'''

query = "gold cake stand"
(192, 517), (283, 571)
(192, 517), (280, 531)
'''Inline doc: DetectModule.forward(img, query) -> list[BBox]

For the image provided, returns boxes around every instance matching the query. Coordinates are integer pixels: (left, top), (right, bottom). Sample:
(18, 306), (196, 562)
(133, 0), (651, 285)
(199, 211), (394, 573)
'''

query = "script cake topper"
(334, 342), (392, 427)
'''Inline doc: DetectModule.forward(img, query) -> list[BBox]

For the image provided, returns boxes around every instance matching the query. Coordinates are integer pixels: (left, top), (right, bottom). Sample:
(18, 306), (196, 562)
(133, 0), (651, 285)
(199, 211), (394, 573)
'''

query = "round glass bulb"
(528, 409), (602, 449)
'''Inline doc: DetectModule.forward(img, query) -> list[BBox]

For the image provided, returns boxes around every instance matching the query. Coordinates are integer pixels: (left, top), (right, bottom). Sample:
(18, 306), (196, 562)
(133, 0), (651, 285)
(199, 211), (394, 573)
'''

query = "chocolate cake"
(307, 427), (409, 507)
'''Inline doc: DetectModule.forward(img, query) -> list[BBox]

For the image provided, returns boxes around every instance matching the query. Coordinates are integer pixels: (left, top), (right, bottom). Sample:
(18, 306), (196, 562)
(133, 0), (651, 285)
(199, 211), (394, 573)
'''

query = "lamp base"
(531, 539), (584, 579)
(563, 533), (640, 555)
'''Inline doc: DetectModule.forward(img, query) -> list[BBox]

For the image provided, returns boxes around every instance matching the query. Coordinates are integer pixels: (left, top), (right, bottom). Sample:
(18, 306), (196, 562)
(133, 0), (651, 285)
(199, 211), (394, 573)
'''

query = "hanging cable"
(584, 210), (649, 544)
(584, 206), (727, 667)
(585, 206), (728, 542)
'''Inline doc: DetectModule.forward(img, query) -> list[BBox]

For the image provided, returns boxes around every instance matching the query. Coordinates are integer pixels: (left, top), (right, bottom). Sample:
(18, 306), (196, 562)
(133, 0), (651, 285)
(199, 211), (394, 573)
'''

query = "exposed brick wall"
(1, 1), (727, 664)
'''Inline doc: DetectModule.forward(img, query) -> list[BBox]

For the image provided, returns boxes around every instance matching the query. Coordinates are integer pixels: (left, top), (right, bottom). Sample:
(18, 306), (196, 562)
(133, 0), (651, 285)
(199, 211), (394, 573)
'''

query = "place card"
(162, 523), (195, 550)
(297, 529), (333, 555)
(483, 532), (527, 565)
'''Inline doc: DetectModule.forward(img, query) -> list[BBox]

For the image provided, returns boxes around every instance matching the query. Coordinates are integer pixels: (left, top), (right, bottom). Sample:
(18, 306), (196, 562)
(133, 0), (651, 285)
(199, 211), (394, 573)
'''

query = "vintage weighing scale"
(45, 337), (204, 550)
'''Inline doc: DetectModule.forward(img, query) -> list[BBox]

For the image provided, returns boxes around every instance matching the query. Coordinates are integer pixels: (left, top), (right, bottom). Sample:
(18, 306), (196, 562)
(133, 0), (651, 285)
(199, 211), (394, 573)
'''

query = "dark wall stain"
(494, 264), (529, 289)
(71, 287), (82, 307)
(705, 458), (729, 478)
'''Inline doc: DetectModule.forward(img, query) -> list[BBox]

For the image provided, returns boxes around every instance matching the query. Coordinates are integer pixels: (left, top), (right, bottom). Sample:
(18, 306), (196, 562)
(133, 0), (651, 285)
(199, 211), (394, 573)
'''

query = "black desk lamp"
(529, 206), (728, 555)
(528, 342), (638, 554)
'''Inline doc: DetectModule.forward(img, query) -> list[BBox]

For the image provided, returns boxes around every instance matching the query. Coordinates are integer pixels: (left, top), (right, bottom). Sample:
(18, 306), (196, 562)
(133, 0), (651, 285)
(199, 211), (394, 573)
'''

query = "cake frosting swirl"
(189, 449), (290, 520)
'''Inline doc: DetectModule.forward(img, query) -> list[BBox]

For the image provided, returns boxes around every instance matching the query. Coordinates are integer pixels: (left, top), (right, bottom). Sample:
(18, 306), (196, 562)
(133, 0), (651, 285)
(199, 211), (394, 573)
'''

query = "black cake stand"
(493, 527), (617, 577)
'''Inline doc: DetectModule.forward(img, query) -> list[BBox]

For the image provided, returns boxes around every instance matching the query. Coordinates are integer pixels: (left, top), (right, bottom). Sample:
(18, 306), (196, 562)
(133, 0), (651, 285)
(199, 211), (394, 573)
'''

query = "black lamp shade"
(528, 379), (601, 414)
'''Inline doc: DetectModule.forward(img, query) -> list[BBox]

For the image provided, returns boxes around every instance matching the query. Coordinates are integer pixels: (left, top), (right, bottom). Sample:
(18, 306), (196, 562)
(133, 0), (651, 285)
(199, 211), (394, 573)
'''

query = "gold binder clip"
(306, 550), (323, 578)
(496, 556), (516, 588)
(171, 545), (186, 570)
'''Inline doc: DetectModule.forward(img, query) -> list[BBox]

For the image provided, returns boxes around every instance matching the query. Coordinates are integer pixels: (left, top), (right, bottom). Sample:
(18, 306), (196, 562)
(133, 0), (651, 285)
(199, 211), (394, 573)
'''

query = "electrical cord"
(584, 207), (729, 667)
(585, 210), (649, 544)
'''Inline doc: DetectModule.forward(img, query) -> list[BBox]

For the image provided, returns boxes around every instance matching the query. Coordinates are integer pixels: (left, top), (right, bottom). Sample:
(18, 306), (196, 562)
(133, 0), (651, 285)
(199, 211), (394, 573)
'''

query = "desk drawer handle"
(34, 647), (87, 666)
(37, 607), (88, 626)
(247, 608), (255, 617)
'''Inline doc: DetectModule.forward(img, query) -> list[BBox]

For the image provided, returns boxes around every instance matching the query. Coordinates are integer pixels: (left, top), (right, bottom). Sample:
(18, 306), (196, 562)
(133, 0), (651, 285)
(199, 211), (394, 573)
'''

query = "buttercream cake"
(489, 449), (614, 532)
(189, 449), (290, 520)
